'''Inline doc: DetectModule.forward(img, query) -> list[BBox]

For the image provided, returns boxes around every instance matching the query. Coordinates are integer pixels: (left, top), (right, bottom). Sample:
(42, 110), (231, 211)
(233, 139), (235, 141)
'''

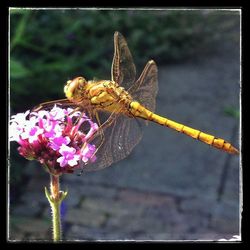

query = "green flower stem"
(45, 174), (68, 242)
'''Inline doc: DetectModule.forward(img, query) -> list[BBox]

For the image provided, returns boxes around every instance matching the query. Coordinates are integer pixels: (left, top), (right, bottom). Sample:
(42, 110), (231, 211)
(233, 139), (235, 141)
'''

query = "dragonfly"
(34, 31), (239, 171)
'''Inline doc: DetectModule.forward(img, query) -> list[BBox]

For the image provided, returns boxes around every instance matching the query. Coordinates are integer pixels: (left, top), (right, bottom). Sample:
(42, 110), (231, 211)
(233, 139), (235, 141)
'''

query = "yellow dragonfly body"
(35, 31), (239, 171)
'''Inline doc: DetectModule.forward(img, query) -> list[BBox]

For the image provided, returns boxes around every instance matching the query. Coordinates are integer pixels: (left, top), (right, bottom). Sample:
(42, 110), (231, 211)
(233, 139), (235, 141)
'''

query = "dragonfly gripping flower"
(10, 105), (98, 175)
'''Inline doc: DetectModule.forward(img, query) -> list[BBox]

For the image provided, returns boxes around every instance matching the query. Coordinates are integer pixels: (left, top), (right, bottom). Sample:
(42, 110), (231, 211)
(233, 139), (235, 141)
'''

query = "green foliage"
(10, 58), (31, 79)
(10, 9), (239, 112)
(224, 106), (240, 119)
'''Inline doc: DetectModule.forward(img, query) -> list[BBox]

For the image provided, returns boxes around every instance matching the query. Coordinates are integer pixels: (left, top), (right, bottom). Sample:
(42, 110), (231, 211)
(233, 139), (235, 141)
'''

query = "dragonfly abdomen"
(130, 101), (239, 154)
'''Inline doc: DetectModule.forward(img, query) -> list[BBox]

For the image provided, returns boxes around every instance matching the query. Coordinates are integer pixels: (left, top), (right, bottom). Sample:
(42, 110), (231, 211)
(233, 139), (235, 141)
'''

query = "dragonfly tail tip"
(230, 146), (240, 155)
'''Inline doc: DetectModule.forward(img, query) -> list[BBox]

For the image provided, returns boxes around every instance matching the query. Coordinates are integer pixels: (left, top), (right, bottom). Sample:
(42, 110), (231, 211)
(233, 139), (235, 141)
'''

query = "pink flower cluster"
(10, 105), (98, 174)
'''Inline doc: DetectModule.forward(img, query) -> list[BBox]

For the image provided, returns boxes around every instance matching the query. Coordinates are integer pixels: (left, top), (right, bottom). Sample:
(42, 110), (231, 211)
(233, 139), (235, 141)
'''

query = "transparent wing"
(111, 31), (136, 89)
(33, 99), (145, 172)
(82, 112), (145, 172)
(129, 60), (158, 112)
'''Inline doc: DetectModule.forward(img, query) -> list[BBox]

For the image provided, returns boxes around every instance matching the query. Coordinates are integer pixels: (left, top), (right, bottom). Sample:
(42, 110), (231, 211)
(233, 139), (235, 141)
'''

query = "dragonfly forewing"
(111, 31), (136, 90)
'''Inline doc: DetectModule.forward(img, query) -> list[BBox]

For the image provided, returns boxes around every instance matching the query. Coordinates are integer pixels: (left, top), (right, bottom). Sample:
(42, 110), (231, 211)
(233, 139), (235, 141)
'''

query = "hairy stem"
(50, 175), (61, 241)
(45, 174), (67, 242)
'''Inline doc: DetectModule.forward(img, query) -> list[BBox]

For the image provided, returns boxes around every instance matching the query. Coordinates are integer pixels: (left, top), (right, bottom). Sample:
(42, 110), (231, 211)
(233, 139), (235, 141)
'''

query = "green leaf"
(224, 107), (240, 119)
(10, 59), (31, 78)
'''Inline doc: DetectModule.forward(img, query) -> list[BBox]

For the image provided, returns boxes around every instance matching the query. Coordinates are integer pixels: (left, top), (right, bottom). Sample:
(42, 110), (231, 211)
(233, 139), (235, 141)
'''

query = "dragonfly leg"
(86, 110), (119, 160)
(92, 110), (119, 141)
(93, 113), (115, 151)
(68, 107), (81, 116)
(31, 99), (73, 112)
(91, 112), (106, 157)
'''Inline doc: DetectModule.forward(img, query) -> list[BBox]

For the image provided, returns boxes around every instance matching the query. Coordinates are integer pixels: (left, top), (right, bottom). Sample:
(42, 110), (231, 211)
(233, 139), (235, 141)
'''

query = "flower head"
(10, 105), (98, 175)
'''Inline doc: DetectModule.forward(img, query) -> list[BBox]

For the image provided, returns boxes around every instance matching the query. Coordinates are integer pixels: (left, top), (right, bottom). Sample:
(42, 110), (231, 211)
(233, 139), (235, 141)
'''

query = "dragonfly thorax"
(87, 80), (133, 114)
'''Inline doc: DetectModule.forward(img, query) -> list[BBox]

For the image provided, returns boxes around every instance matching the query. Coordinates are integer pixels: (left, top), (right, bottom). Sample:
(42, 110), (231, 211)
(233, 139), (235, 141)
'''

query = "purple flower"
(57, 144), (80, 167)
(49, 136), (70, 151)
(10, 105), (99, 175)
(20, 125), (44, 143)
(81, 144), (96, 163)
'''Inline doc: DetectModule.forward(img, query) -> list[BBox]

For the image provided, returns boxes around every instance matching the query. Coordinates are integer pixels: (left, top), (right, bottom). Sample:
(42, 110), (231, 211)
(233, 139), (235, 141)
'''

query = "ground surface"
(9, 39), (240, 242)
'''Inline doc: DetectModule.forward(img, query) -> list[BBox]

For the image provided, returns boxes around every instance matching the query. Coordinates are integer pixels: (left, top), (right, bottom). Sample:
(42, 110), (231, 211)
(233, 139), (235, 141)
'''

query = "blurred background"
(9, 8), (240, 241)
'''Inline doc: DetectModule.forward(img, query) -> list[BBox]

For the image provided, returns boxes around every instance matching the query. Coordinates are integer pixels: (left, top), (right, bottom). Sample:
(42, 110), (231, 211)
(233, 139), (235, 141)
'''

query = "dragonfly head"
(64, 76), (87, 102)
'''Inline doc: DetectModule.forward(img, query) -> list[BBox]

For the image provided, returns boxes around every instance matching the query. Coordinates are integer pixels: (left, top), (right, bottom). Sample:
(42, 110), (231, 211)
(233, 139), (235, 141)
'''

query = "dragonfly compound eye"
(77, 77), (86, 87)
(64, 76), (87, 102)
